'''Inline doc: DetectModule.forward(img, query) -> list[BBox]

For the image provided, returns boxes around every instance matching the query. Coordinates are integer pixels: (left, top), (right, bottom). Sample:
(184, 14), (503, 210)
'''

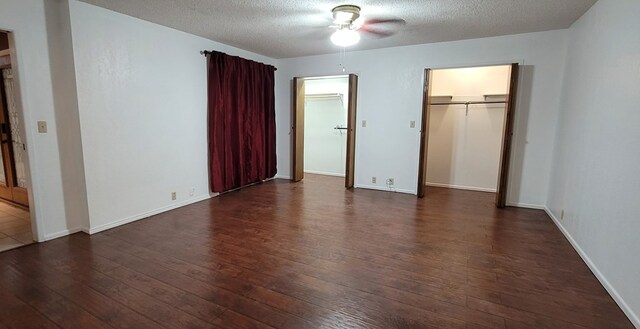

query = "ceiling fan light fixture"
(331, 28), (360, 47)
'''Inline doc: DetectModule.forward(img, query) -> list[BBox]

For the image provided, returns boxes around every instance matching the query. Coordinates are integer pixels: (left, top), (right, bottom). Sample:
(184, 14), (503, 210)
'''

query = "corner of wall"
(543, 1), (640, 326)
(87, 193), (213, 235)
(44, 0), (91, 232)
(543, 28), (571, 215)
(544, 207), (640, 327)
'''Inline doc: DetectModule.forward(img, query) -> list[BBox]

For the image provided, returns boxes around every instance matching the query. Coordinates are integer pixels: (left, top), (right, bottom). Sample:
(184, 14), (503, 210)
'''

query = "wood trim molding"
(416, 69), (432, 198)
(345, 74), (358, 189)
(495, 63), (519, 208)
(292, 77), (305, 182)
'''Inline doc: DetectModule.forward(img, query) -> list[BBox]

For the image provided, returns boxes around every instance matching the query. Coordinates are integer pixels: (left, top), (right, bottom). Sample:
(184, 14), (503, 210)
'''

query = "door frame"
(416, 69), (432, 198)
(0, 66), (29, 207)
(416, 63), (520, 208)
(344, 74), (358, 188)
(291, 74), (358, 188)
(292, 77), (305, 182)
(495, 63), (519, 208)
(0, 29), (40, 240)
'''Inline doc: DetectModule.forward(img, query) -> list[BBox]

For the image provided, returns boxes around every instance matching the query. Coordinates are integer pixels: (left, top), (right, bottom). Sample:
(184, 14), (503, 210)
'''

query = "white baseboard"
(544, 207), (639, 328)
(43, 227), (84, 241)
(304, 170), (345, 177)
(355, 183), (414, 195)
(274, 174), (291, 180)
(87, 194), (214, 235)
(506, 202), (545, 210)
(426, 182), (496, 193)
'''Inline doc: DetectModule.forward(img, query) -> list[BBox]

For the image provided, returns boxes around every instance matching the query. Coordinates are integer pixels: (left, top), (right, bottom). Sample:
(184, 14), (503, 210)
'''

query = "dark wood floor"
(0, 175), (634, 328)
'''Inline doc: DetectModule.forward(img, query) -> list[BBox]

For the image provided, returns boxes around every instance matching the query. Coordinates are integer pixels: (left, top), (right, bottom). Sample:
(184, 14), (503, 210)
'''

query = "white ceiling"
(77, 0), (597, 59)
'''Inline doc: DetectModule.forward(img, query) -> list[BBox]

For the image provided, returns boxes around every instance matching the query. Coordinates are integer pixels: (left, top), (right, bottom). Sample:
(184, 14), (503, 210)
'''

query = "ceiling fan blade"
(298, 26), (334, 41)
(297, 14), (336, 38)
(358, 17), (406, 38)
(362, 18), (406, 26)
(359, 27), (395, 37)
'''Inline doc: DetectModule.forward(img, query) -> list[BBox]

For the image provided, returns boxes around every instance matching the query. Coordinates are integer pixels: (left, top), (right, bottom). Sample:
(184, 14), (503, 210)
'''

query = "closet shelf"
(429, 95), (508, 116)
(484, 94), (508, 101)
(431, 95), (453, 101)
(305, 93), (343, 99)
(430, 94), (507, 105)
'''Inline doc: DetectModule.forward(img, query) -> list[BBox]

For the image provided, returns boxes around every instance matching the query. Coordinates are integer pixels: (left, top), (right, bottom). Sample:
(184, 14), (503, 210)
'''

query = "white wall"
(304, 77), (348, 177)
(68, 1), (277, 233)
(43, 0), (90, 236)
(427, 66), (509, 192)
(304, 77), (350, 109)
(0, 0), (81, 240)
(276, 30), (567, 205)
(2, 1), (638, 325)
(546, 0), (640, 326)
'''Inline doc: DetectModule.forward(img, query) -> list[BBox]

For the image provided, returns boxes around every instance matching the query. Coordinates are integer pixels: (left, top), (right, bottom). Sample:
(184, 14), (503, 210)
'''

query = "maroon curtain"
(207, 51), (277, 193)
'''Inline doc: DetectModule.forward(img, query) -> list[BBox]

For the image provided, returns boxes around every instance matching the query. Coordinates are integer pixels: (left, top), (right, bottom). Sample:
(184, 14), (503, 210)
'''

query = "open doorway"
(292, 74), (358, 188)
(0, 31), (33, 252)
(417, 64), (519, 207)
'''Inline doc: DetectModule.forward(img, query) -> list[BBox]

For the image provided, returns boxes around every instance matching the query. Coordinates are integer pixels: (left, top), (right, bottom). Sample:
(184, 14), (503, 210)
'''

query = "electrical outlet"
(189, 188), (195, 196)
(386, 178), (394, 186)
(171, 192), (177, 200)
(560, 209), (565, 220)
(37, 121), (48, 133)
(372, 177), (377, 184)
(362, 120), (367, 128)
(410, 120), (416, 128)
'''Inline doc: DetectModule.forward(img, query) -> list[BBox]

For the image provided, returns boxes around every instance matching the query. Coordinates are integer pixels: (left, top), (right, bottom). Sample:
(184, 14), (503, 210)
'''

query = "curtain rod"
(200, 50), (277, 71)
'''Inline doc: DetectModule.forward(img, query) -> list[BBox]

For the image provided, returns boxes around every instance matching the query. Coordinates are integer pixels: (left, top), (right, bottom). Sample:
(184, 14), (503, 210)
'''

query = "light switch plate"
(37, 121), (47, 133)
(362, 120), (367, 128)
(410, 121), (416, 128)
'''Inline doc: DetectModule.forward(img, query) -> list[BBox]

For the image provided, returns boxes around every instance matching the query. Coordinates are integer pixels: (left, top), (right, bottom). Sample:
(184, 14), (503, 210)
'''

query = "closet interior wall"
(303, 77), (349, 177)
(427, 65), (510, 192)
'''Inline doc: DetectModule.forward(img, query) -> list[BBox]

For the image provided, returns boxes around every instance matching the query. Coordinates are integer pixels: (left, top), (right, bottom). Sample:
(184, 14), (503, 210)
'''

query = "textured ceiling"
(77, 0), (597, 59)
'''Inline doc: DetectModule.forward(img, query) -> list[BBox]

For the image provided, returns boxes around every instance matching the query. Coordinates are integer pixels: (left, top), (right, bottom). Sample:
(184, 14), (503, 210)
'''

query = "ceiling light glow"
(331, 28), (360, 47)
(334, 11), (354, 23)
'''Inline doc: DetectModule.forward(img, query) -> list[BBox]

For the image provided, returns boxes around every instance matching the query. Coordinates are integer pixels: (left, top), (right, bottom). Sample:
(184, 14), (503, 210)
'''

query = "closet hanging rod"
(430, 100), (508, 116)
(430, 100), (507, 106)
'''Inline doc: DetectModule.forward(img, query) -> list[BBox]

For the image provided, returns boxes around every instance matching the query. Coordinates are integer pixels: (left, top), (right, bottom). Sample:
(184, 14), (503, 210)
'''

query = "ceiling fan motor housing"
(332, 4), (361, 25)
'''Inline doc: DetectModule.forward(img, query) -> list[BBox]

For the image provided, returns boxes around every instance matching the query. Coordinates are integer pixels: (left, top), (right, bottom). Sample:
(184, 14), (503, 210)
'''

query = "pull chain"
(339, 47), (347, 72)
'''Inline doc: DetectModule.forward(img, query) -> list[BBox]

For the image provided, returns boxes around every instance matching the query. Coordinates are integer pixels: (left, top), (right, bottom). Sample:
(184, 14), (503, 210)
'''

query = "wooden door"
(416, 69), (433, 198)
(0, 70), (12, 201)
(0, 67), (28, 207)
(292, 77), (305, 182)
(495, 63), (520, 208)
(345, 74), (358, 188)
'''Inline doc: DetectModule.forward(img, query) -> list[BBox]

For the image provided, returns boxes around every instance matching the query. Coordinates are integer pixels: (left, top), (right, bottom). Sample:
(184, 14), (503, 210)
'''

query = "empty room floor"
(0, 175), (633, 328)
(0, 202), (32, 253)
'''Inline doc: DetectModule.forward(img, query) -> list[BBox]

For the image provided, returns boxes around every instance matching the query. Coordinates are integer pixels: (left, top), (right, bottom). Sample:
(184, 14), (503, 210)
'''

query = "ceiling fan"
(329, 4), (405, 47)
